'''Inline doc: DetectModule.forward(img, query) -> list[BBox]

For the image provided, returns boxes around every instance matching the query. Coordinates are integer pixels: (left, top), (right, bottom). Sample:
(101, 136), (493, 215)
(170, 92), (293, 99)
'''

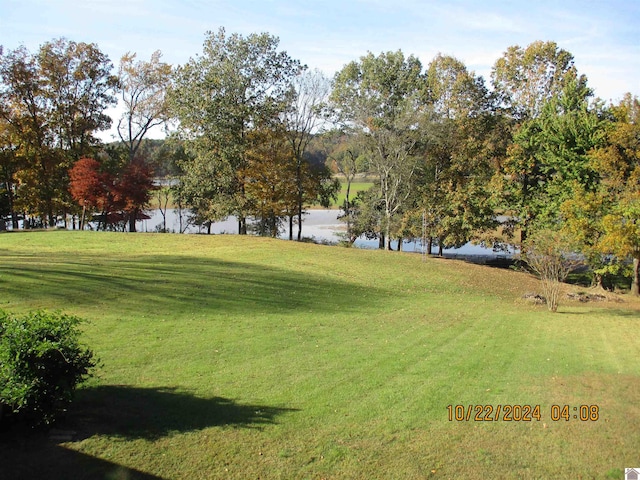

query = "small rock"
(522, 293), (545, 304)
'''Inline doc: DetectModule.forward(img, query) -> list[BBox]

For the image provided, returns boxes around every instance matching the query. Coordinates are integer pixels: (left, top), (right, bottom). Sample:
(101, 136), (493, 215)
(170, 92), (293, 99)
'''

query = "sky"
(2, 0), (639, 140)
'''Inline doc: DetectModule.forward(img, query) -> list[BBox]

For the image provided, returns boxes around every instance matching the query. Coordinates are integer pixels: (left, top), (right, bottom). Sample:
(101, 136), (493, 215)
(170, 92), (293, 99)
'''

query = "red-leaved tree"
(70, 157), (155, 231)
(69, 158), (112, 229)
(112, 160), (155, 232)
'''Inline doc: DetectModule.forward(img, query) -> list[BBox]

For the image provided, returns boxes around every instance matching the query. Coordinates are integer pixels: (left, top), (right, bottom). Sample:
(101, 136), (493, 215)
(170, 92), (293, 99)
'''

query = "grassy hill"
(1, 231), (639, 479)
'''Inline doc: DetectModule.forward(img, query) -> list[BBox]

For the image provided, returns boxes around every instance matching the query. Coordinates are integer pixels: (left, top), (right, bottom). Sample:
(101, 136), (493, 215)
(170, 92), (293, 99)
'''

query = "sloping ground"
(0, 231), (638, 479)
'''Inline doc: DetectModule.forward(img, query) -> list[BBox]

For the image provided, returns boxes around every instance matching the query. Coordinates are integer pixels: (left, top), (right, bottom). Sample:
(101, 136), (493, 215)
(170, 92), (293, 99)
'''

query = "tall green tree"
(331, 50), (428, 250)
(418, 54), (499, 253)
(170, 28), (302, 234)
(499, 70), (604, 242)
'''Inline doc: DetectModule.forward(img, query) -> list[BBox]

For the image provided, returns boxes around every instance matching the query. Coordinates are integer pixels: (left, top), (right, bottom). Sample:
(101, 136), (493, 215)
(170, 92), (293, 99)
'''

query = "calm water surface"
(141, 209), (513, 258)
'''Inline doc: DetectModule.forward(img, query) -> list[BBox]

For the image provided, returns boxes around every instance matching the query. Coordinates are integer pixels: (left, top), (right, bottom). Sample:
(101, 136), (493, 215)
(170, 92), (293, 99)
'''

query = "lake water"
(141, 208), (514, 260)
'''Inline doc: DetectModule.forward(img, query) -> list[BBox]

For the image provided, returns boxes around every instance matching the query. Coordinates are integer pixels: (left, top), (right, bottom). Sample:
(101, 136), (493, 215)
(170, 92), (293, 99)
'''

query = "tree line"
(1, 31), (638, 293)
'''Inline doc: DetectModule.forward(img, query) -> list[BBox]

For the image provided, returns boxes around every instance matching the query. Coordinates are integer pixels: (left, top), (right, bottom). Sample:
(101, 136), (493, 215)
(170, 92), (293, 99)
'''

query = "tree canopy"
(331, 50), (429, 250)
(170, 28), (303, 234)
(0, 39), (117, 227)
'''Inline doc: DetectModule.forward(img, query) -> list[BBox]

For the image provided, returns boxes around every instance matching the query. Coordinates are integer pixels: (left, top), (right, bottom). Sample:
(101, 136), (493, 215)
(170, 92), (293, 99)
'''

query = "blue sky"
(2, 0), (639, 138)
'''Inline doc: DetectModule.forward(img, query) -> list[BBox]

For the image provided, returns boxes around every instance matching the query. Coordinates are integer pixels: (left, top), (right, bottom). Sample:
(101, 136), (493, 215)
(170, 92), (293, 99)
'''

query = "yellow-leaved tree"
(601, 194), (640, 295)
(592, 94), (640, 295)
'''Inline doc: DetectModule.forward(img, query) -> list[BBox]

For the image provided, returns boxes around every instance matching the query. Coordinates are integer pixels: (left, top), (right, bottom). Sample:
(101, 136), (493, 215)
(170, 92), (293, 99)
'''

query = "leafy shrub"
(0, 310), (97, 426)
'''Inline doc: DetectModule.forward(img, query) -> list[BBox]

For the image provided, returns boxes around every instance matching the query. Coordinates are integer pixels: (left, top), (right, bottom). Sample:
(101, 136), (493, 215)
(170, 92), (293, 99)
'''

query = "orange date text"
(447, 404), (542, 422)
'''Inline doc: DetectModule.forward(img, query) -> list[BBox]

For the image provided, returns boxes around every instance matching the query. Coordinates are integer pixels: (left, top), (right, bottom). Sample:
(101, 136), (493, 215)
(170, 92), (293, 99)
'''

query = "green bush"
(0, 310), (97, 426)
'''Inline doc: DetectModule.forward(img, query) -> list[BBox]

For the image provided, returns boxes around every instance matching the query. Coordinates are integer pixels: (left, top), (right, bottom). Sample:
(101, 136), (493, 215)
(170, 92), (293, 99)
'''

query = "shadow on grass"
(71, 385), (298, 440)
(0, 385), (296, 480)
(0, 254), (388, 316)
(0, 441), (164, 480)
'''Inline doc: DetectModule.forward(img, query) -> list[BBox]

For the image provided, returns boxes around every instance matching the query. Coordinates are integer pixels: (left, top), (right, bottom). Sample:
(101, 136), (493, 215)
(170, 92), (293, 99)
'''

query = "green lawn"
(328, 181), (374, 209)
(1, 231), (639, 479)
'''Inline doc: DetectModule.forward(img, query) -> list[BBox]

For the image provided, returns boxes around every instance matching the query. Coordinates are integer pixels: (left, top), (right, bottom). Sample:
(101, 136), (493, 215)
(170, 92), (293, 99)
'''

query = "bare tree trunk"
(344, 181), (353, 242)
(158, 189), (169, 232)
(129, 209), (137, 232)
(384, 211), (392, 250)
(80, 204), (86, 230)
(48, 205), (55, 228)
(5, 185), (19, 229)
(632, 257), (640, 296)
